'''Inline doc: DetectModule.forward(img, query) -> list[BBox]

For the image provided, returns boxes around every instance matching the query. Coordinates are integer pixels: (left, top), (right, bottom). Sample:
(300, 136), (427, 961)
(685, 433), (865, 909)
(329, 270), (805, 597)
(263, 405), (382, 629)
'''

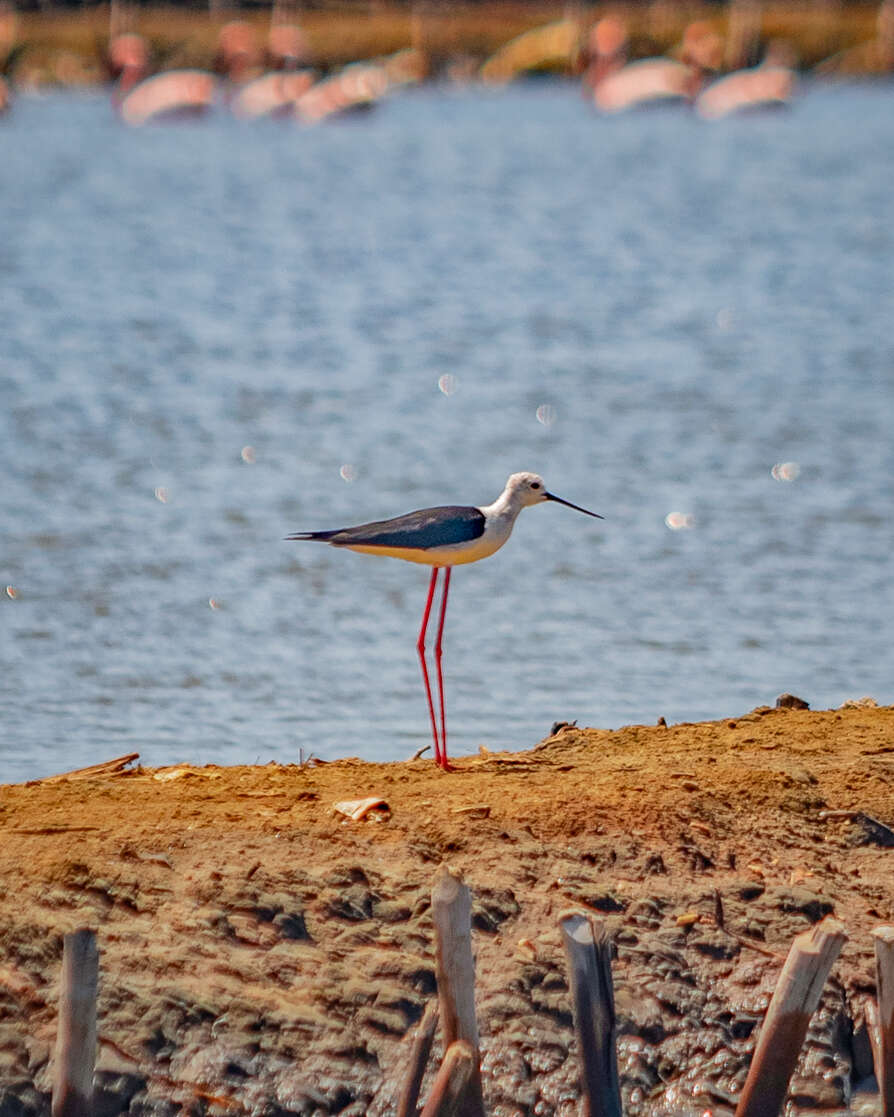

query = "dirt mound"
(1, 703), (892, 1115)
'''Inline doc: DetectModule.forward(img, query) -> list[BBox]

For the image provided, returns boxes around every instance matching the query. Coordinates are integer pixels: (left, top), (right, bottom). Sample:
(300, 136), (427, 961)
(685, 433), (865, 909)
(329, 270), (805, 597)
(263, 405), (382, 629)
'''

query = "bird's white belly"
(342, 532), (508, 567)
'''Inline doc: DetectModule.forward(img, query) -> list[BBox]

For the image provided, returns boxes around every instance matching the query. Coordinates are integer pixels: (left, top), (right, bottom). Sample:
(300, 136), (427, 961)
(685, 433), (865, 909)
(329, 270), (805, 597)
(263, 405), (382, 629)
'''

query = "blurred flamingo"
(586, 18), (719, 112)
(695, 43), (797, 119)
(593, 56), (701, 112)
(229, 21), (315, 120)
(581, 15), (628, 92)
(231, 68), (315, 119)
(295, 61), (389, 123)
(109, 32), (218, 126)
(213, 19), (262, 87)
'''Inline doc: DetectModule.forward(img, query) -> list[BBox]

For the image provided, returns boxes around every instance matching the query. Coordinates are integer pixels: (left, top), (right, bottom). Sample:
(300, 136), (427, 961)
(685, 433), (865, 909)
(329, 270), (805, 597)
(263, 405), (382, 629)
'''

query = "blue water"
(2, 80), (893, 782)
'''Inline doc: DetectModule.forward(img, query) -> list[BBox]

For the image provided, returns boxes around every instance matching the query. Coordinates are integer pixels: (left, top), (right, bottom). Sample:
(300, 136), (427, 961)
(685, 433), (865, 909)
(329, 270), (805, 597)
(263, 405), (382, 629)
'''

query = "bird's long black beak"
(545, 492), (603, 518)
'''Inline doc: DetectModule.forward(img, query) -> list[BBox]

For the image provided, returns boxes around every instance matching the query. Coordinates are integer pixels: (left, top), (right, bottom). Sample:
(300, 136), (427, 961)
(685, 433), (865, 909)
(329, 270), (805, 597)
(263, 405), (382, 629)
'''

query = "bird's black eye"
(531, 482), (541, 490)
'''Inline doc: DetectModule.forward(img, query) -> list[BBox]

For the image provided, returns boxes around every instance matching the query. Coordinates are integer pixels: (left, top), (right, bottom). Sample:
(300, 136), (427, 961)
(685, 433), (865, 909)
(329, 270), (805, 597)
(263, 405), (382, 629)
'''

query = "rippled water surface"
(2, 81), (893, 781)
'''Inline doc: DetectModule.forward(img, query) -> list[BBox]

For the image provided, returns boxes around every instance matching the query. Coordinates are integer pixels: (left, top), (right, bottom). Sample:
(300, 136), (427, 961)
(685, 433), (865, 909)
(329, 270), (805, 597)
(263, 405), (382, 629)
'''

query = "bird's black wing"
(287, 505), (485, 550)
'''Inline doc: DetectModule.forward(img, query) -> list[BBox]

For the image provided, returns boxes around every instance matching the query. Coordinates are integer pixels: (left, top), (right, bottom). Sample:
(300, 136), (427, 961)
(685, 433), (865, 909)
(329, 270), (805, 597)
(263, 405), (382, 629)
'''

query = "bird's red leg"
(433, 566), (452, 770)
(416, 568), (443, 766)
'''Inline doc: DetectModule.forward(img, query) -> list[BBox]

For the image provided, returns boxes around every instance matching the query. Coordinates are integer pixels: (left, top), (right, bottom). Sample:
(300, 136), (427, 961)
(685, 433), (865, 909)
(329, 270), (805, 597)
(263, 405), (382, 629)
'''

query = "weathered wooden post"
(734, 918), (846, 1117)
(397, 1000), (440, 1117)
(559, 910), (622, 1117)
(52, 927), (99, 1117)
(418, 1041), (476, 1117)
(431, 864), (485, 1117)
(873, 925), (894, 1117)
(867, 996), (882, 1065)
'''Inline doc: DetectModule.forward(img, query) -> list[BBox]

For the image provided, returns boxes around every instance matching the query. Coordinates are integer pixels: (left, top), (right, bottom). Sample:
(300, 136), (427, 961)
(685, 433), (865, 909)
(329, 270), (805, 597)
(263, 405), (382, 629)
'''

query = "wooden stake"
(734, 917), (846, 1117)
(873, 925), (894, 1117)
(431, 865), (484, 1117)
(52, 928), (99, 1117)
(397, 1000), (439, 1117)
(418, 1041), (475, 1117)
(559, 910), (622, 1117)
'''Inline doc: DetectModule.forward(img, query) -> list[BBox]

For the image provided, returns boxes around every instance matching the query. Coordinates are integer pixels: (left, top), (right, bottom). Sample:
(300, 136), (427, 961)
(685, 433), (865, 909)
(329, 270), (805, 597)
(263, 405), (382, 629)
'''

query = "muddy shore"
(1, 702), (893, 1115)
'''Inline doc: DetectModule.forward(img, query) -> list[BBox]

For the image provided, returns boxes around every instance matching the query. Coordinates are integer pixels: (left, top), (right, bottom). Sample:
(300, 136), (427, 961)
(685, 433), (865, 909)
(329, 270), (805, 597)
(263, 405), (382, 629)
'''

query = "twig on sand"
(35, 753), (140, 784)
(713, 888), (725, 930)
(419, 1041), (476, 1117)
(410, 744), (432, 761)
(397, 1000), (439, 1117)
(298, 748), (327, 768)
(722, 929), (786, 961)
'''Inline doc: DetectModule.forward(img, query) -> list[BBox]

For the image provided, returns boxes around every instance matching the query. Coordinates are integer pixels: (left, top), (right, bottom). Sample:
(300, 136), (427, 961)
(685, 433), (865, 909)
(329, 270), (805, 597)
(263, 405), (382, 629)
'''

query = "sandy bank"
(1, 703), (893, 1115)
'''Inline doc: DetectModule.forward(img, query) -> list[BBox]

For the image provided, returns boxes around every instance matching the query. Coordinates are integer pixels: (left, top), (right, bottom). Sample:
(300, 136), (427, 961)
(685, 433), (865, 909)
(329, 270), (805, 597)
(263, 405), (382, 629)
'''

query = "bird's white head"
(505, 472), (551, 507)
(502, 472), (603, 518)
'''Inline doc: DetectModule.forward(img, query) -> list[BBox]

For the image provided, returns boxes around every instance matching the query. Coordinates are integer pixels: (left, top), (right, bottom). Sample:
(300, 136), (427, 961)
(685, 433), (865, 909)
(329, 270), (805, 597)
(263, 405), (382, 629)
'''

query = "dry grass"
(5, 2), (886, 84)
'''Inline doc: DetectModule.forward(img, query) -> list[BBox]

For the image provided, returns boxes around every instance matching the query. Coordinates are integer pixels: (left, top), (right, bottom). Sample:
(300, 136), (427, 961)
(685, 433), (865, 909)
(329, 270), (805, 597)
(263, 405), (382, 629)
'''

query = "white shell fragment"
(333, 797), (390, 821)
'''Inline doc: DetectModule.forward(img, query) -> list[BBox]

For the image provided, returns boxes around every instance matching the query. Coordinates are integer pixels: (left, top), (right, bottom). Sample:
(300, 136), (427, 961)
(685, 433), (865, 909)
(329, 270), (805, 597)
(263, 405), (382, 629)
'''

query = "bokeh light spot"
(340, 464), (358, 483)
(241, 445), (256, 464)
(438, 374), (458, 396)
(665, 512), (695, 530)
(771, 461), (800, 481)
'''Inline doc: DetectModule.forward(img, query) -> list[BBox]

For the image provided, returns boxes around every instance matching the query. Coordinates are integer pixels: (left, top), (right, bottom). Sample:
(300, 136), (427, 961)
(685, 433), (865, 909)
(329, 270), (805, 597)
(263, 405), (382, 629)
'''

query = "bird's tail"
(284, 530), (340, 542)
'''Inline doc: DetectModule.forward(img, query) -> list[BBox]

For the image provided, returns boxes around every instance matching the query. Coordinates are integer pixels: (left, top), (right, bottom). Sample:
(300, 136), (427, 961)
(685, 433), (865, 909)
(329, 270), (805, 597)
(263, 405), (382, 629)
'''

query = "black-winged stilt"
(287, 472), (601, 770)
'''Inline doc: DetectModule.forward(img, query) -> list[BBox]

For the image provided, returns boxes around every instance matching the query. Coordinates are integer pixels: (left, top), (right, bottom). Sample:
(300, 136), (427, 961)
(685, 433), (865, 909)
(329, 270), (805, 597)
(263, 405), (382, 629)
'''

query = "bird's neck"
(480, 490), (525, 528)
